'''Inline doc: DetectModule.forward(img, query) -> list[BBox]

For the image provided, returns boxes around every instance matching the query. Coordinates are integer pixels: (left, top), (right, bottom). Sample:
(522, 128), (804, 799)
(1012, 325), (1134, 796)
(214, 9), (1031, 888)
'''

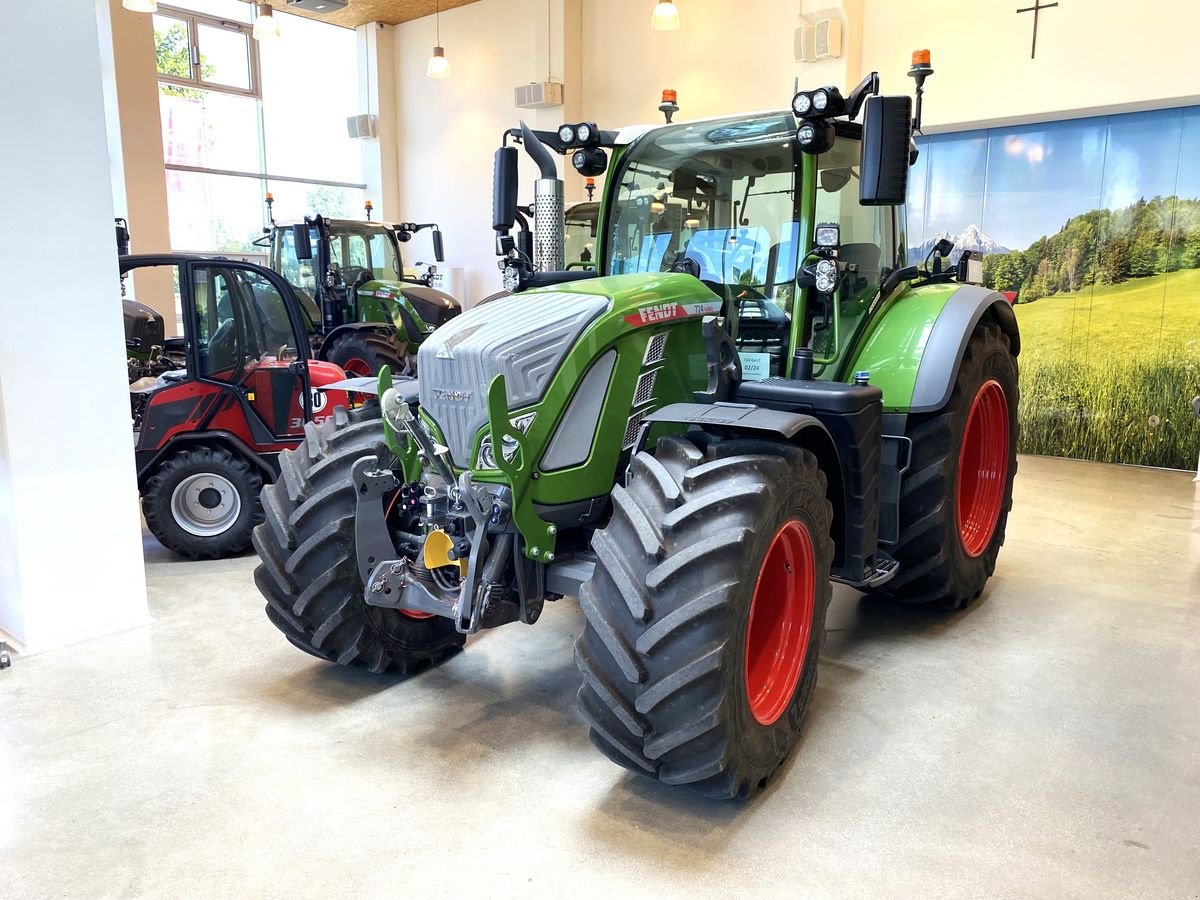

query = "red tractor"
(122, 252), (358, 559)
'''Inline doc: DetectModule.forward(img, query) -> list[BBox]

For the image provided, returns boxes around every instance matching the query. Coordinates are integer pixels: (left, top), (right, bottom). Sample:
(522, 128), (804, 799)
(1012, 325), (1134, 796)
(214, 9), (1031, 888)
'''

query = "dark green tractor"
(261, 211), (460, 376)
(251, 58), (1020, 799)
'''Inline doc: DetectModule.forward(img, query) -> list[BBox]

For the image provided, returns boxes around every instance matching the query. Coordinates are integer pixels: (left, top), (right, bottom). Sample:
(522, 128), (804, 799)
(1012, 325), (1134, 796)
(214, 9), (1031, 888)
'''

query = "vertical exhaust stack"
(520, 121), (565, 272)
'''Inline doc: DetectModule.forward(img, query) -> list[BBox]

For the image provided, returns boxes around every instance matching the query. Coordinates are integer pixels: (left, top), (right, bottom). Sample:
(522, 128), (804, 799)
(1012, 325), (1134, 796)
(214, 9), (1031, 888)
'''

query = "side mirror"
(493, 145), (518, 233)
(292, 223), (313, 260)
(432, 229), (445, 262)
(859, 95), (912, 206)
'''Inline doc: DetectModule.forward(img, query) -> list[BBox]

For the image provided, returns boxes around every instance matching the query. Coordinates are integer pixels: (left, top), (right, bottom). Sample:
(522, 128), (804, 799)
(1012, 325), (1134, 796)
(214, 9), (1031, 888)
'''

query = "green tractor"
(259, 203), (461, 377)
(252, 58), (1020, 799)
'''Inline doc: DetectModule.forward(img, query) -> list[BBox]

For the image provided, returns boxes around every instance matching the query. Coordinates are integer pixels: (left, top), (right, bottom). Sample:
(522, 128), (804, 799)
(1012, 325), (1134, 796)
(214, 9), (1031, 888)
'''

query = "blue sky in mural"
(910, 105), (1200, 253)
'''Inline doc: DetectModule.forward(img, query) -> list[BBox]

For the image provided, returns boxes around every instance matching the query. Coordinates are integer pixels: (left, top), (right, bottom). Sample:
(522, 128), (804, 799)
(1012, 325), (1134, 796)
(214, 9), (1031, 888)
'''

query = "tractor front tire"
(252, 404), (464, 674)
(323, 331), (411, 378)
(875, 315), (1019, 610)
(576, 434), (834, 800)
(142, 444), (263, 560)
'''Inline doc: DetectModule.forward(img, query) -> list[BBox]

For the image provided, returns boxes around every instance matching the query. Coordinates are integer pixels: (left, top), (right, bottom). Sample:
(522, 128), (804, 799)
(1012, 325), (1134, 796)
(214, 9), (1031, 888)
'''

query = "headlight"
(796, 123), (816, 145)
(576, 123), (592, 144)
(558, 124), (576, 144)
(814, 258), (839, 294)
(475, 412), (536, 470)
(792, 92), (811, 116)
(815, 223), (840, 248)
(501, 265), (521, 292)
(812, 89), (828, 112)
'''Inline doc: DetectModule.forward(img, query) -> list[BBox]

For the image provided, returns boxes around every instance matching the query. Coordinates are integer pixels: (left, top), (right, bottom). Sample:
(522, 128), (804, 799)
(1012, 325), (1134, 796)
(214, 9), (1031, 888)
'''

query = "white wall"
(861, 0), (1200, 131)
(393, 0), (543, 303)
(0, 0), (149, 653)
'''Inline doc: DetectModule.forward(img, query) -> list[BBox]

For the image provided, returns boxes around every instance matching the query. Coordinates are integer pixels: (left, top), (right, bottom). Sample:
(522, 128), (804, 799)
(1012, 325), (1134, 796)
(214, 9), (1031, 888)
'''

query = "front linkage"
(357, 368), (565, 634)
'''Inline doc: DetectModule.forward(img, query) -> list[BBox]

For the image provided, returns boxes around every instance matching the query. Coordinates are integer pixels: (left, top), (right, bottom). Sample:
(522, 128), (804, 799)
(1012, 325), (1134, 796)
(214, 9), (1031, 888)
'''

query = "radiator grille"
(622, 410), (647, 449)
(633, 369), (658, 407)
(643, 332), (668, 365)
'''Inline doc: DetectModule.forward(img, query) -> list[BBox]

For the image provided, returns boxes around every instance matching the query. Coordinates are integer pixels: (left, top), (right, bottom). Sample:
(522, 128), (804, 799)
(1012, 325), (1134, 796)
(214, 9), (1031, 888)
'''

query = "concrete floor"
(1, 455), (1198, 897)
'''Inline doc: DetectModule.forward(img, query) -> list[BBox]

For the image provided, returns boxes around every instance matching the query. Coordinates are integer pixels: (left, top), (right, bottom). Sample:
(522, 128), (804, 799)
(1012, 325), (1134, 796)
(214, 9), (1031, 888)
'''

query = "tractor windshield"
(605, 111), (894, 379)
(327, 225), (404, 281)
(605, 113), (803, 299)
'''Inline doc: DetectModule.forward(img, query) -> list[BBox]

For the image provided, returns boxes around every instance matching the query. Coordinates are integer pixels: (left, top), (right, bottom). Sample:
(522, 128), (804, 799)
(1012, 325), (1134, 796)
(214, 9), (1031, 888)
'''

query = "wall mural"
(909, 106), (1200, 470)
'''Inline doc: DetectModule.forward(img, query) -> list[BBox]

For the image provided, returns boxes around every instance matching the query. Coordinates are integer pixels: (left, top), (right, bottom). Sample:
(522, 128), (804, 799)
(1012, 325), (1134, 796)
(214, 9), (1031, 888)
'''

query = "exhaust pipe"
(519, 121), (564, 272)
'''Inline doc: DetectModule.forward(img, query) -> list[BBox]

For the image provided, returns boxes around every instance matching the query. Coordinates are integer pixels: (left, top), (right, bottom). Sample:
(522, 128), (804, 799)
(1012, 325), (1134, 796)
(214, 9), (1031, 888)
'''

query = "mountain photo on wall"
(908, 106), (1200, 470)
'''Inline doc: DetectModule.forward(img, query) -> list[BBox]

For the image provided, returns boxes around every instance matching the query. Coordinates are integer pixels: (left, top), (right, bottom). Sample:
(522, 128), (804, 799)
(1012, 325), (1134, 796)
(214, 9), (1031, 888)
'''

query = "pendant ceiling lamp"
(253, 3), (282, 41)
(427, 0), (451, 78)
(122, 0), (158, 12)
(650, 1), (680, 31)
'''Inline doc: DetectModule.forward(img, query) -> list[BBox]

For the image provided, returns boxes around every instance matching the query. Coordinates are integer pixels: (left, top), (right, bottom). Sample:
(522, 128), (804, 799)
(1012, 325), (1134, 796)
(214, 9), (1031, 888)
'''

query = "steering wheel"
(342, 266), (371, 288)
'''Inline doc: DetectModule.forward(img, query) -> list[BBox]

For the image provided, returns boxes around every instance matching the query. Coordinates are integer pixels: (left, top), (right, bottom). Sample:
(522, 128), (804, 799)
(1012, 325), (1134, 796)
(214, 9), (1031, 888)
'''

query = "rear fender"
(848, 283), (1020, 413)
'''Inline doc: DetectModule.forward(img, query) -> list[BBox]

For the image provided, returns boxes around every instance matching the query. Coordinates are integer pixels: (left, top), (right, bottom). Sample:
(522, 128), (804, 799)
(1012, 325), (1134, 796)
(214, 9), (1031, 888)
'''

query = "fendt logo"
(432, 387), (473, 402)
(623, 300), (723, 327)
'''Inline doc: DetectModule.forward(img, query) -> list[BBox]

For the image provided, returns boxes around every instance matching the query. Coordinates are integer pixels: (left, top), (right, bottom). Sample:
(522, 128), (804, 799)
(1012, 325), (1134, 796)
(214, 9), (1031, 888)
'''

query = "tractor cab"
(593, 111), (897, 382)
(262, 209), (461, 375)
(119, 252), (353, 559)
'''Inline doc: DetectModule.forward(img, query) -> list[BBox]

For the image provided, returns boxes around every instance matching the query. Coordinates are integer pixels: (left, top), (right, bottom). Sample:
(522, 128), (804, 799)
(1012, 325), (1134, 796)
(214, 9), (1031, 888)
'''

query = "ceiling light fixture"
(427, 0), (451, 78)
(650, 1), (680, 31)
(122, 0), (158, 12)
(253, 3), (281, 41)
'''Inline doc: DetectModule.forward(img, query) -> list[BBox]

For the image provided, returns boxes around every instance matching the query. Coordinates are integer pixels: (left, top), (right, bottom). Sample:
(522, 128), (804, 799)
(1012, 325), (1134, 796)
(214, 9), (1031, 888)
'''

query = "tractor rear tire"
(142, 444), (263, 560)
(251, 404), (464, 674)
(323, 331), (411, 378)
(874, 315), (1019, 610)
(576, 434), (834, 800)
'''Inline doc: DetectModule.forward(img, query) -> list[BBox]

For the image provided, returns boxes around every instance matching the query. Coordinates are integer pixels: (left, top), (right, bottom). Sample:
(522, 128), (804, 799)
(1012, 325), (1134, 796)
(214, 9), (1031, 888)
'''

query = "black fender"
(642, 401), (855, 578)
(317, 322), (398, 361)
(910, 285), (1020, 414)
(136, 430), (278, 490)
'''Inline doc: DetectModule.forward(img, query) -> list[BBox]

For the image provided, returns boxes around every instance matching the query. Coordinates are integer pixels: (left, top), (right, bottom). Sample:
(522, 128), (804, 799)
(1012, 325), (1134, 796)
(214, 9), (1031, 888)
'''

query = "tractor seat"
(839, 243), (882, 294)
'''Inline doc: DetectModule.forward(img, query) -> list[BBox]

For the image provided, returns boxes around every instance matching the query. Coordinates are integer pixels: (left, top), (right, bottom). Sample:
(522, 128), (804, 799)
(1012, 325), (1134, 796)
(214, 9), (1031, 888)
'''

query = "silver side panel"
(542, 349), (617, 471)
(417, 291), (611, 465)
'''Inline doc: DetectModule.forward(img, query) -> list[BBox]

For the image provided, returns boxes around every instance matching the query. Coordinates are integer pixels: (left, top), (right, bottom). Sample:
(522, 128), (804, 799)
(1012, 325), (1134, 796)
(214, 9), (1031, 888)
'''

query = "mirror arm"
(845, 71), (880, 121)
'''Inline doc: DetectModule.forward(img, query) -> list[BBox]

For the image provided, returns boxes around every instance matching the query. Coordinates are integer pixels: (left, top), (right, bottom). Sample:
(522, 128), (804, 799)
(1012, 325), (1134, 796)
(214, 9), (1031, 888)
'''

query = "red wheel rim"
(744, 519), (815, 726)
(956, 379), (1010, 558)
(341, 357), (373, 377)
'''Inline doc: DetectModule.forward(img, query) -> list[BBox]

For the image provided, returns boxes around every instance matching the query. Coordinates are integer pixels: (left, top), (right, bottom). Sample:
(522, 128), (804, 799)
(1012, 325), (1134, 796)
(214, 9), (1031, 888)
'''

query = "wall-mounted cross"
(1016, 0), (1059, 59)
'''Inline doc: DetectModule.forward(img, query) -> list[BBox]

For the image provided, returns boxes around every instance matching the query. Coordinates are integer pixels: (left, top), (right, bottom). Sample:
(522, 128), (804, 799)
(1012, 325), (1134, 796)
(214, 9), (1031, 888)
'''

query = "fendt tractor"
(258, 200), (461, 377)
(120, 224), (358, 560)
(252, 53), (1020, 799)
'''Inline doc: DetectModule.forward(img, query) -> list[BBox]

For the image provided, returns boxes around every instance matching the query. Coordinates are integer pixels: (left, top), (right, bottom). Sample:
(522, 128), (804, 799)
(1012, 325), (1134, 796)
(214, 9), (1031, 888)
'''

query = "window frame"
(155, 4), (261, 100)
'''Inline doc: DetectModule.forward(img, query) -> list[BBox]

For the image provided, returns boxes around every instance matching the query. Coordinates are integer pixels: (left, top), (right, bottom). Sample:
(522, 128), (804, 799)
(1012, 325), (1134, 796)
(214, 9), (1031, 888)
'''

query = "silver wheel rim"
(169, 472), (242, 537)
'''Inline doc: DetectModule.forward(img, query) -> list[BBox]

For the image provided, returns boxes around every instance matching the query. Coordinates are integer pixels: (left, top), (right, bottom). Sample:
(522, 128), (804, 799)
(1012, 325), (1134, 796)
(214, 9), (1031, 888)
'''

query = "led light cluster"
(792, 85), (845, 154)
(476, 412), (535, 470)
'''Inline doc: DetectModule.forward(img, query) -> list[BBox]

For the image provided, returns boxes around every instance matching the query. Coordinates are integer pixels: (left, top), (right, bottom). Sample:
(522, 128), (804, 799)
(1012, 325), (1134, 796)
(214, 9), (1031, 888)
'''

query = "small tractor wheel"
(874, 315), (1019, 610)
(251, 404), (464, 674)
(576, 434), (834, 799)
(142, 444), (263, 560)
(323, 331), (411, 378)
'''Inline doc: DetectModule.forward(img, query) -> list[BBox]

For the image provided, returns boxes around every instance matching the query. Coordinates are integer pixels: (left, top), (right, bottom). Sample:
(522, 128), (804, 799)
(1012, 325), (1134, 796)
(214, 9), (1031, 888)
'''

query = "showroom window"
(154, 1), (365, 254)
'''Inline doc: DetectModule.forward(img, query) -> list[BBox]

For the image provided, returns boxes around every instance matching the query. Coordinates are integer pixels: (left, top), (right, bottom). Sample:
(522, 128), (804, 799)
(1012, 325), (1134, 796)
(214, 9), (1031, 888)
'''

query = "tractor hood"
(361, 279), (461, 331)
(415, 273), (721, 468)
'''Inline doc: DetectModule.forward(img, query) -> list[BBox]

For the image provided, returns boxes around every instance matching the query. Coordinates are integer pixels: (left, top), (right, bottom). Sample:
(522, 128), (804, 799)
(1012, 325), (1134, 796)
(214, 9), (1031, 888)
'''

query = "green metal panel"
(842, 282), (959, 411)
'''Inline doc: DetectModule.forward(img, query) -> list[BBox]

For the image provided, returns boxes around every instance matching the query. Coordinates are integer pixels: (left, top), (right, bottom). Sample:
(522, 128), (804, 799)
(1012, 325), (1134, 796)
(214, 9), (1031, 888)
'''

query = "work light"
(815, 223), (840, 248)
(812, 89), (829, 112)
(814, 258), (839, 294)
(792, 92), (812, 116)
(558, 124), (577, 145)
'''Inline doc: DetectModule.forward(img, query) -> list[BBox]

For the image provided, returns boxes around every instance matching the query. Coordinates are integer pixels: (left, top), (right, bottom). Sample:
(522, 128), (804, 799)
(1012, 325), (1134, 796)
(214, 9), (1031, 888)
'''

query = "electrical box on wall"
(286, 0), (349, 13)
(346, 114), (377, 139)
(795, 18), (842, 62)
(515, 82), (564, 109)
